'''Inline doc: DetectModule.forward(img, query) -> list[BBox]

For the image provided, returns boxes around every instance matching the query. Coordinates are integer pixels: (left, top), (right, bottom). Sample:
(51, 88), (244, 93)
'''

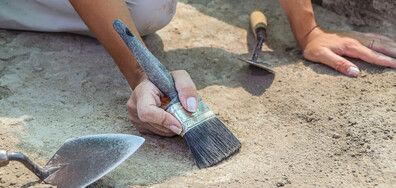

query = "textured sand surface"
(0, 0), (395, 187)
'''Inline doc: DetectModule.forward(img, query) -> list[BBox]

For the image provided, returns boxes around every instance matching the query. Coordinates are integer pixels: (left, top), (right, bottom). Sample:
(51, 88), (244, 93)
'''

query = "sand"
(0, 0), (395, 187)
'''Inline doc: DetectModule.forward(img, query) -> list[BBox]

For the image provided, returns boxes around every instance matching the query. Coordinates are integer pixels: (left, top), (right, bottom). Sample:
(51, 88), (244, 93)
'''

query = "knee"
(127, 0), (178, 36)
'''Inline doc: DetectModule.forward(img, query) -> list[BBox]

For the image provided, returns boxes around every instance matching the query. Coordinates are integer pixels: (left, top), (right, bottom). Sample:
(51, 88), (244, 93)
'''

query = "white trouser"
(0, 0), (177, 36)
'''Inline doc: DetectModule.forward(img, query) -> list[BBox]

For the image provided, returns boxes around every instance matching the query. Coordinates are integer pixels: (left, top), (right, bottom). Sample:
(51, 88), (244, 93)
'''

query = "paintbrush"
(113, 19), (241, 168)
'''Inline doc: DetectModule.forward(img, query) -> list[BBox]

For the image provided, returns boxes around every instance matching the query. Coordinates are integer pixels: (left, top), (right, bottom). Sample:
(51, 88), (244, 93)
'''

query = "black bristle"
(183, 117), (241, 168)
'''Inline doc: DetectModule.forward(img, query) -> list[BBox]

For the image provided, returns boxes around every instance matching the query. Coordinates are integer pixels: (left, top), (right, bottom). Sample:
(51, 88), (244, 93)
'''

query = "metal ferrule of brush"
(167, 96), (215, 137)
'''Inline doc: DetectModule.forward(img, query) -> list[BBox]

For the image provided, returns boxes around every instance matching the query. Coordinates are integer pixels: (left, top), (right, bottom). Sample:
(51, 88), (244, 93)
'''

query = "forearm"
(69, 0), (147, 89)
(278, 0), (318, 48)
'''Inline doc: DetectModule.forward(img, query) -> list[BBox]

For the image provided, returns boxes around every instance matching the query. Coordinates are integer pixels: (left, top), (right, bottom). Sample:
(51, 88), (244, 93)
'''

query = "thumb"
(171, 70), (198, 113)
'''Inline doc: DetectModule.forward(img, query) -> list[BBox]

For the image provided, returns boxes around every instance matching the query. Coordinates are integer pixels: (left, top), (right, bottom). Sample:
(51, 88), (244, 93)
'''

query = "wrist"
(130, 69), (148, 89)
(279, 0), (318, 49)
(299, 25), (323, 50)
(293, 19), (318, 48)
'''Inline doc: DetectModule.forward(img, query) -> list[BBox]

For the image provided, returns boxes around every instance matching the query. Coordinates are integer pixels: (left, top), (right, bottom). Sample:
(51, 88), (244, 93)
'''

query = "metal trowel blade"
(239, 58), (275, 74)
(43, 134), (144, 188)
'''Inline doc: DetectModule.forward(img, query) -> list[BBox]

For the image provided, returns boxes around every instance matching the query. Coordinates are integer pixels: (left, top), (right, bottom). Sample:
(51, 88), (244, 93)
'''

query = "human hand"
(301, 27), (396, 77)
(126, 70), (198, 137)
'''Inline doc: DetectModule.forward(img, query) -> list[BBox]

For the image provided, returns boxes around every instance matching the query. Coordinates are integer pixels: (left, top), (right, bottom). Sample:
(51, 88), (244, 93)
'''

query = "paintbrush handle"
(113, 19), (179, 104)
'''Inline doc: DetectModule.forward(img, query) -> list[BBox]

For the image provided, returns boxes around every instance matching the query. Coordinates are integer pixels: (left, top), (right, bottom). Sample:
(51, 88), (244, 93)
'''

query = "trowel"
(239, 10), (275, 73)
(0, 134), (144, 187)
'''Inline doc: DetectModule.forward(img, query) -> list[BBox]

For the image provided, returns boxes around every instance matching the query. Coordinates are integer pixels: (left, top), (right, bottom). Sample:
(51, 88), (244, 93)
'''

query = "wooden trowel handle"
(250, 10), (267, 38)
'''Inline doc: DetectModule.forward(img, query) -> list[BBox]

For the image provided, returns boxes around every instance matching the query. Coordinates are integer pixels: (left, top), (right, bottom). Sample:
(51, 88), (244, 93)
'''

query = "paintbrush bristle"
(183, 117), (241, 168)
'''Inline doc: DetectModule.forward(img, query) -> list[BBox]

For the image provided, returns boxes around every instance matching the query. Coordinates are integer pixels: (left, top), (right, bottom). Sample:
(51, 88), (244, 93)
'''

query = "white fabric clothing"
(0, 0), (177, 36)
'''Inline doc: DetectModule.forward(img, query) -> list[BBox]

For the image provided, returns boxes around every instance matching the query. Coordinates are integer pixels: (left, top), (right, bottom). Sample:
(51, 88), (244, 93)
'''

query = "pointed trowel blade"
(43, 134), (144, 188)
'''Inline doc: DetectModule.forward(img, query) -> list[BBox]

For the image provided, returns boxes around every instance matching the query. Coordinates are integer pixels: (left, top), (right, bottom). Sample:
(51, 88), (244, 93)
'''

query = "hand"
(302, 27), (396, 76)
(126, 70), (198, 137)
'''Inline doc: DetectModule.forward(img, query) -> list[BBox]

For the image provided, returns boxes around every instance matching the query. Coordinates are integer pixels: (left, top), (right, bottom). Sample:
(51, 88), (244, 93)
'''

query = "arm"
(279, 0), (396, 76)
(69, 0), (145, 89)
(278, 0), (317, 49)
(69, 0), (198, 136)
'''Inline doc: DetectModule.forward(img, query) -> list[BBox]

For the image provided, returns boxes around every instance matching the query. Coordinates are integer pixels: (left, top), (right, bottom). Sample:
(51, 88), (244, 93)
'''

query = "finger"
(135, 85), (182, 135)
(338, 31), (396, 57)
(171, 70), (198, 113)
(361, 32), (395, 43)
(365, 39), (396, 58)
(145, 128), (175, 137)
(137, 104), (182, 135)
(144, 119), (175, 134)
(320, 48), (360, 77)
(128, 109), (175, 136)
(344, 43), (396, 68)
(140, 122), (176, 137)
(345, 31), (395, 43)
(133, 119), (176, 137)
(128, 112), (169, 133)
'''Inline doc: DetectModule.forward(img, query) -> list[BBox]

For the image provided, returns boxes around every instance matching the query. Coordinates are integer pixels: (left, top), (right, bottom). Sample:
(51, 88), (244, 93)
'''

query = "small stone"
(346, 132), (351, 136)
(328, 116), (333, 120)
(32, 64), (43, 72)
(24, 117), (34, 122)
(276, 182), (285, 187)
(332, 133), (341, 139)
(349, 121), (357, 126)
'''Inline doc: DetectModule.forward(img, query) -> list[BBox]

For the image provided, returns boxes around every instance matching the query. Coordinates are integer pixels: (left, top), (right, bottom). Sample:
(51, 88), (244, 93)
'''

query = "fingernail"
(169, 125), (181, 135)
(347, 67), (359, 77)
(187, 97), (197, 112)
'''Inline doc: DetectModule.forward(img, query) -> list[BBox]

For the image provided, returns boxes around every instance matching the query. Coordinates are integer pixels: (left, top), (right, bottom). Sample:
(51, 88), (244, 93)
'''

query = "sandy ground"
(1, 0), (395, 187)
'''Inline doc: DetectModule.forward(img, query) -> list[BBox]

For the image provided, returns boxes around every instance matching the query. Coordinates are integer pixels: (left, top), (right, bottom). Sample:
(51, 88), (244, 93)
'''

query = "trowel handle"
(0, 149), (49, 180)
(250, 10), (267, 39)
(112, 19), (180, 105)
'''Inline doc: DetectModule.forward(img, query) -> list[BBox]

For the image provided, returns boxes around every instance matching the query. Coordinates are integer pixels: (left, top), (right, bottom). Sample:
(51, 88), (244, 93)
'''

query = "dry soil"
(0, 0), (395, 187)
